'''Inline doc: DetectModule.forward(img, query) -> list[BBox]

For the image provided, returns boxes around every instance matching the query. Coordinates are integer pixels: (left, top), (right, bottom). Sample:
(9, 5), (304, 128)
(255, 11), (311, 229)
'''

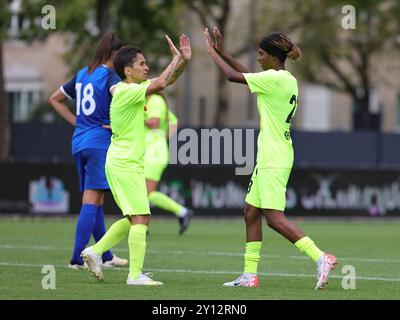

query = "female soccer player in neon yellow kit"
(82, 34), (191, 285)
(204, 27), (337, 290)
(144, 93), (193, 235)
(49, 32), (127, 269)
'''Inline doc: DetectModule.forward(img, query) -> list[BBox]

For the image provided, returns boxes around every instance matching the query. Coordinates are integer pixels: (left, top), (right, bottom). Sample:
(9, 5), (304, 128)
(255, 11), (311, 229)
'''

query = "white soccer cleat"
(81, 246), (104, 281)
(102, 254), (128, 268)
(223, 273), (259, 287)
(315, 253), (338, 290)
(126, 273), (163, 286)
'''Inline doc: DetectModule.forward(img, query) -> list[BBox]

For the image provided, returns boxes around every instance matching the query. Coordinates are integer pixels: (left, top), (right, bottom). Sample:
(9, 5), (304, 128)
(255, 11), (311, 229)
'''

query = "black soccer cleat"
(178, 209), (194, 235)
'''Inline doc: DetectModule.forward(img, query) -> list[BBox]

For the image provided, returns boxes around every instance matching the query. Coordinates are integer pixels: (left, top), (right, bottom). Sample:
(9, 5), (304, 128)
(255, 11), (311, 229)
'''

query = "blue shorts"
(73, 148), (109, 192)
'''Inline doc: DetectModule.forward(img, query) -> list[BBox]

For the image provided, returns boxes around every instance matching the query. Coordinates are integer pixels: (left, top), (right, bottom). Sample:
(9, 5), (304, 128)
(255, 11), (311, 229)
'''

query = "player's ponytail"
(88, 32), (123, 74)
(259, 33), (301, 62)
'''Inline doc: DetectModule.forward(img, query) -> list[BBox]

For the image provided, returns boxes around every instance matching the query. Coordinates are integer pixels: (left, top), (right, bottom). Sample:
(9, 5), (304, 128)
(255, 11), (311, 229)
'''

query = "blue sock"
(92, 206), (113, 262)
(71, 204), (98, 265)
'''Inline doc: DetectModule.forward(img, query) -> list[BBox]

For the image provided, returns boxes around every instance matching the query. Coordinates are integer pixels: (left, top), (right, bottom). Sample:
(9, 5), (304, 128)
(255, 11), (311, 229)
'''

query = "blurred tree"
(259, 0), (400, 130)
(185, 0), (252, 126)
(18, 0), (182, 71)
(0, 0), (184, 159)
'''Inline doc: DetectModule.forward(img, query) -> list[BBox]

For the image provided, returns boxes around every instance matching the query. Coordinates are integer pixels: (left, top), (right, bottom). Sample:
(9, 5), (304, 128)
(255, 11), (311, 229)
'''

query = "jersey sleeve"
(107, 71), (121, 93)
(60, 76), (76, 100)
(243, 70), (280, 95)
(124, 82), (150, 106)
(168, 110), (178, 125)
(146, 94), (166, 119)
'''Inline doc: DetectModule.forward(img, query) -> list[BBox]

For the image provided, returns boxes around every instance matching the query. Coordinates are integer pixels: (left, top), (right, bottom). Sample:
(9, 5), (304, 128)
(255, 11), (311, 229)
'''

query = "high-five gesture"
(204, 27), (248, 83)
(204, 28), (216, 54)
(204, 27), (224, 55)
(165, 34), (191, 62)
(179, 34), (191, 61)
(165, 35), (181, 57)
(212, 27), (225, 54)
(204, 27), (250, 76)
(147, 34), (192, 95)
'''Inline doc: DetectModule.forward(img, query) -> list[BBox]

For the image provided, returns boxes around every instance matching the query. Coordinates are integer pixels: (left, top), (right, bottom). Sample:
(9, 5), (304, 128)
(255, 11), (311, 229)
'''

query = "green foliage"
(54, 0), (183, 72)
(0, 0), (11, 40)
(13, 0), (56, 41)
(4, 0), (184, 72)
(259, 0), (400, 93)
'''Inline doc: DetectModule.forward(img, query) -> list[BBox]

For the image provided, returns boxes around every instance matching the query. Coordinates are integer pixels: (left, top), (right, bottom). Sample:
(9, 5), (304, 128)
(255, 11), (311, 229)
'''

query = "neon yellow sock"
(148, 191), (184, 216)
(128, 224), (148, 280)
(93, 218), (131, 255)
(244, 241), (262, 274)
(295, 236), (324, 262)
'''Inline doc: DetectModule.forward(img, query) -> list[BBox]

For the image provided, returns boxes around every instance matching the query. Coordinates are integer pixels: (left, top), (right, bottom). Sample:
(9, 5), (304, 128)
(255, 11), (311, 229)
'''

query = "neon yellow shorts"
(245, 166), (292, 211)
(144, 163), (167, 182)
(144, 139), (168, 182)
(105, 168), (150, 216)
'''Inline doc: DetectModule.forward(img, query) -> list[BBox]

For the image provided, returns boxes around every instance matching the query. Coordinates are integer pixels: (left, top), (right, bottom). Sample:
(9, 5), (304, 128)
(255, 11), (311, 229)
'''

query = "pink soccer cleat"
(315, 253), (338, 290)
(223, 274), (259, 287)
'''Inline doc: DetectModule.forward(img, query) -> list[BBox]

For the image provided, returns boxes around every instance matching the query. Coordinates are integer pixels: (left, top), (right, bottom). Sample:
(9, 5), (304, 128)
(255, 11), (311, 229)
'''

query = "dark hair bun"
(287, 45), (301, 61)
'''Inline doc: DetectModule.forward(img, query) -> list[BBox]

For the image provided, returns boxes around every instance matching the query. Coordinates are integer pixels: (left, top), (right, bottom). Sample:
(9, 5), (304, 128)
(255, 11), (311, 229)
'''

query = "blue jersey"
(61, 65), (121, 154)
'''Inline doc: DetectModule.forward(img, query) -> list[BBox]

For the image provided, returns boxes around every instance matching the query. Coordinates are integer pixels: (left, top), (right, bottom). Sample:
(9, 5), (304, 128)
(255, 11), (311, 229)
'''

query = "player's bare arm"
(212, 27), (250, 73)
(145, 117), (160, 129)
(147, 35), (191, 96)
(166, 34), (191, 85)
(204, 28), (247, 84)
(48, 89), (76, 126)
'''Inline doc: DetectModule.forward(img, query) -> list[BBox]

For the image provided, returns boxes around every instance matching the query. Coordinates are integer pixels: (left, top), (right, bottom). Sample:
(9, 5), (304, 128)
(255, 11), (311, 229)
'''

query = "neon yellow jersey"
(144, 94), (178, 149)
(145, 94), (177, 131)
(106, 80), (151, 171)
(244, 69), (298, 168)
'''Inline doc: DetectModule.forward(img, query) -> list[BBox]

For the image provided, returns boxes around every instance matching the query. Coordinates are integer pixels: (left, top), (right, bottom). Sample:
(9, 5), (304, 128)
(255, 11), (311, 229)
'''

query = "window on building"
(300, 84), (331, 131)
(7, 90), (42, 123)
(5, 63), (43, 123)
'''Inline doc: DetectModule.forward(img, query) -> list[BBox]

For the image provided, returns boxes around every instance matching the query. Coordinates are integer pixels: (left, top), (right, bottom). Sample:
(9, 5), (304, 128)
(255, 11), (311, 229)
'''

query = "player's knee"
(131, 214), (150, 226)
(244, 204), (259, 224)
(82, 189), (104, 205)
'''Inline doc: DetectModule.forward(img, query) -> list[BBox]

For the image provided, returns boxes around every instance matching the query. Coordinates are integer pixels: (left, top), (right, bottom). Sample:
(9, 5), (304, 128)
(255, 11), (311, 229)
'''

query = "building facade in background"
(3, 0), (400, 132)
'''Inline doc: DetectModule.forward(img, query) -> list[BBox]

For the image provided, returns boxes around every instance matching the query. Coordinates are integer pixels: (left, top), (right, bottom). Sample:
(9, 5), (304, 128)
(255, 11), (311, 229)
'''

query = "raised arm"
(167, 34), (191, 85)
(146, 34), (191, 97)
(48, 89), (76, 126)
(204, 28), (247, 84)
(212, 27), (250, 73)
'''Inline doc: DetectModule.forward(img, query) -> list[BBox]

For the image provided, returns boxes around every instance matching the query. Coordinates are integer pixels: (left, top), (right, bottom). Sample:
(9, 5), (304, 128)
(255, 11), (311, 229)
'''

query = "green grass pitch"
(0, 216), (399, 300)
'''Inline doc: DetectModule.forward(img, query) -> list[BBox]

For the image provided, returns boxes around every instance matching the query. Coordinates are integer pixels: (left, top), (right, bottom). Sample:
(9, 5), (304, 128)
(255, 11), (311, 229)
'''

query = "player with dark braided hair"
(204, 28), (337, 290)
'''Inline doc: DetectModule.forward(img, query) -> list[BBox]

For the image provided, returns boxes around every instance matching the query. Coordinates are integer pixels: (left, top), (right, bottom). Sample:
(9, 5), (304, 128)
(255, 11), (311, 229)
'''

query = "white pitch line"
(1, 244), (400, 265)
(0, 261), (400, 283)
